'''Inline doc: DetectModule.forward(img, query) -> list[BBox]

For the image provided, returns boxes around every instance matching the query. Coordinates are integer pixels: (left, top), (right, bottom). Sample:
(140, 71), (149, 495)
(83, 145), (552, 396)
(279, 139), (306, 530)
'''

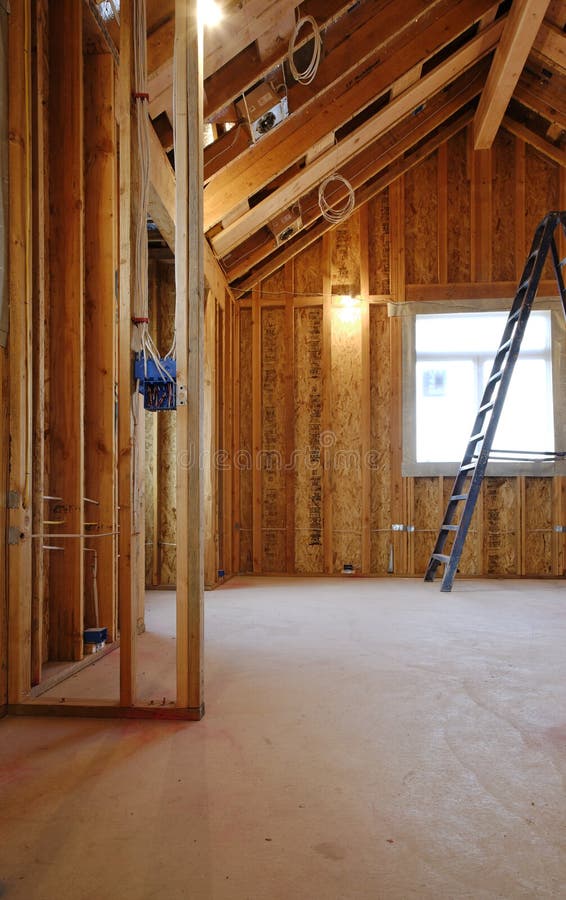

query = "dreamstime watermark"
(177, 430), (385, 472)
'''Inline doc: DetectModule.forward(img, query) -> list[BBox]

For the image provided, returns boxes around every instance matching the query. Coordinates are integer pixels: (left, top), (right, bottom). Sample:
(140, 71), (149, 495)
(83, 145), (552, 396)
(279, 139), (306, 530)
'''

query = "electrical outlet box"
(236, 83), (288, 141)
(268, 207), (303, 246)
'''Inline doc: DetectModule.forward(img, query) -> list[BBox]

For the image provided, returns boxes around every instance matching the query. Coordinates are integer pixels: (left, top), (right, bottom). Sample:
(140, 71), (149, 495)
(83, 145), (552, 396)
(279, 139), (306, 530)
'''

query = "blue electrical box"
(134, 355), (177, 411)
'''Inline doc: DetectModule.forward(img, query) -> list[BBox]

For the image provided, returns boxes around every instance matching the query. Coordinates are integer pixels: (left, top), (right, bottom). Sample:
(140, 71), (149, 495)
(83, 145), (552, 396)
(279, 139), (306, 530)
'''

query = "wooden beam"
(232, 110), (474, 294)
(48, 0), (85, 662)
(117, 0), (136, 705)
(533, 19), (566, 74)
(210, 17), (504, 254)
(321, 236), (333, 574)
(30, 0), (49, 686)
(251, 287), (262, 572)
(513, 68), (566, 130)
(84, 51), (118, 641)
(175, 0), (205, 713)
(473, 0), (550, 149)
(148, 121), (232, 302)
(7, 0), (33, 701)
(502, 113), (566, 165)
(204, 0), (501, 230)
(359, 206), (371, 575)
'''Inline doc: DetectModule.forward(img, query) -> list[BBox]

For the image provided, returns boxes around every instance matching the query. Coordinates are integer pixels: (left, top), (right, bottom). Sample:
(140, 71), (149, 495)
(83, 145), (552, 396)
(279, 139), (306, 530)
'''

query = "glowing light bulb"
(198, 0), (222, 27)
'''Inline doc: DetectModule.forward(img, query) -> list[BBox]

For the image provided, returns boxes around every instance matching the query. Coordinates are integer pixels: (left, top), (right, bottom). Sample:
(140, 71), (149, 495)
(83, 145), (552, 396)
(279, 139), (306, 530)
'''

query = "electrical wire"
(288, 15), (322, 85)
(318, 172), (355, 224)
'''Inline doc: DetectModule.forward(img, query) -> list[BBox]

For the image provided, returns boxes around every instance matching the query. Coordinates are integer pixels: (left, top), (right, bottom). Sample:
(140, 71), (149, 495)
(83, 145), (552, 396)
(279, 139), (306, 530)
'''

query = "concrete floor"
(2, 576), (566, 899)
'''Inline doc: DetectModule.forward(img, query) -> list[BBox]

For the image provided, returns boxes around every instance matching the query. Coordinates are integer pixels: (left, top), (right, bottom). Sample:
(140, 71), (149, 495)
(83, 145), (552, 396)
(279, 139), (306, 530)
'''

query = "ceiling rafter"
(502, 113), (566, 165)
(203, 0), (501, 231)
(222, 61), (490, 280)
(473, 0), (551, 149)
(231, 111), (475, 296)
(210, 19), (504, 259)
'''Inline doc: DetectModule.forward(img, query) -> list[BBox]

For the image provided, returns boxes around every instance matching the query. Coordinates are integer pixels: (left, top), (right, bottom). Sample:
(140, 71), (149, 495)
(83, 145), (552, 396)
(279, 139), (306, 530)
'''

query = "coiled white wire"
(318, 173), (355, 224)
(288, 15), (322, 85)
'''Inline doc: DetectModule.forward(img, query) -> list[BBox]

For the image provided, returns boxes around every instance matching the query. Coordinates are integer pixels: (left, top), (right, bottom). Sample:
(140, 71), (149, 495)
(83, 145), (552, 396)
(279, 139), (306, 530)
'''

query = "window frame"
(400, 297), (566, 478)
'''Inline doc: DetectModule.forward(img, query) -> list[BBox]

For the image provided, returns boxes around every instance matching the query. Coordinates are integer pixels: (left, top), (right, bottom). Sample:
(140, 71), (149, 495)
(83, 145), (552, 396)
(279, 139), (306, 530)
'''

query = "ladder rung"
(432, 554), (450, 564)
(451, 493), (469, 501)
(460, 462), (476, 471)
(497, 338), (512, 354)
(478, 401), (495, 414)
(487, 371), (502, 386)
(441, 524), (458, 532)
(469, 432), (485, 443)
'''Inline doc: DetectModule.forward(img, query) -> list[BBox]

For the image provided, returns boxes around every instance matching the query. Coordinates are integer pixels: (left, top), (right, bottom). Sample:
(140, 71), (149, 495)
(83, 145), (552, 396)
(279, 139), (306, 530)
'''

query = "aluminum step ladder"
(425, 211), (566, 591)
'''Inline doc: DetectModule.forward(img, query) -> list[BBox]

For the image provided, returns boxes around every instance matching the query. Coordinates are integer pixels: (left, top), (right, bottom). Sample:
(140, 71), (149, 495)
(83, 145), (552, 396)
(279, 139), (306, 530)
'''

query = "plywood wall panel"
(492, 130), (516, 282)
(441, 477), (483, 575)
(294, 306), (324, 573)
(330, 215), (361, 297)
(412, 477), (441, 575)
(367, 191), (390, 296)
(525, 146), (560, 281)
(294, 241), (324, 296)
(405, 152), (438, 285)
(239, 308), (253, 572)
(524, 477), (553, 575)
(144, 411), (156, 586)
(331, 307), (363, 572)
(261, 306), (287, 572)
(484, 477), (517, 575)
(446, 129), (471, 283)
(261, 264), (286, 298)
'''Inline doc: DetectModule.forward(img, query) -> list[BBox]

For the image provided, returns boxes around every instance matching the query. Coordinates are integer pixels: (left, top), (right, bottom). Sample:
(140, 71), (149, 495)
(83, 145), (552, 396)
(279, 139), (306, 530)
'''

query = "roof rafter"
(473, 0), (551, 149)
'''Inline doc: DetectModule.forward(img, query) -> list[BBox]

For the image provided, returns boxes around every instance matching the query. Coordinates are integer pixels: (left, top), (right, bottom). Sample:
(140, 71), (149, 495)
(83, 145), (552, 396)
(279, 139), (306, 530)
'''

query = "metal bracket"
(554, 525), (566, 533)
(177, 384), (187, 407)
(391, 524), (415, 532)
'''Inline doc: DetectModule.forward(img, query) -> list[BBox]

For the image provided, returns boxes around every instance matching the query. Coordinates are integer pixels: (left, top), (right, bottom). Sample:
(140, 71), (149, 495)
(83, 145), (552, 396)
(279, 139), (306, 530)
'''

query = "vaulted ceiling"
(96, 0), (566, 295)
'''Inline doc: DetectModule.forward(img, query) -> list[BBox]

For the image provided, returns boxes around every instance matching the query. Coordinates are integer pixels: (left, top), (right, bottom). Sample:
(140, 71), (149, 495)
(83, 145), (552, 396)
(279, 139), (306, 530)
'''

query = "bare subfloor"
(2, 577), (566, 899)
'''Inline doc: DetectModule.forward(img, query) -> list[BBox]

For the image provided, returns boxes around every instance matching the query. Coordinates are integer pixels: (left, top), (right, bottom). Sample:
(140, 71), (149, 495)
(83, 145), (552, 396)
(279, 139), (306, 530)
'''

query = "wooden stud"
(204, 290), (217, 587)
(251, 286), (262, 572)
(8, 0), (33, 701)
(437, 142), (448, 284)
(470, 139), (493, 282)
(514, 137), (526, 281)
(359, 206), (371, 575)
(232, 305), (241, 575)
(117, 0), (136, 705)
(284, 261), (295, 574)
(175, 0), (205, 712)
(388, 178), (406, 573)
(30, 0), (49, 685)
(47, 0), (84, 662)
(321, 235), (333, 574)
(84, 50), (117, 640)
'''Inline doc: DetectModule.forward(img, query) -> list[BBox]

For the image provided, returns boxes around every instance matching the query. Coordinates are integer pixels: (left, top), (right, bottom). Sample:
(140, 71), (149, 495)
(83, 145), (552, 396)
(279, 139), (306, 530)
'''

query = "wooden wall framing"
(233, 124), (566, 579)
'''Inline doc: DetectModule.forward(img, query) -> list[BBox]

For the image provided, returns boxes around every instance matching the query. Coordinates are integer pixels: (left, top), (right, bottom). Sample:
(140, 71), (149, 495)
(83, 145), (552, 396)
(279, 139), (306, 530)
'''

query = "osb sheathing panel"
(405, 152), (438, 284)
(239, 308), (253, 572)
(525, 146), (560, 282)
(261, 264), (286, 298)
(525, 477), (553, 575)
(446, 129), (471, 283)
(261, 307), (287, 572)
(484, 477), (517, 575)
(294, 306), (324, 573)
(412, 477), (441, 575)
(369, 305), (392, 573)
(294, 240), (324, 296)
(330, 215), (361, 297)
(368, 190), (390, 296)
(331, 307), (363, 572)
(491, 130), (516, 282)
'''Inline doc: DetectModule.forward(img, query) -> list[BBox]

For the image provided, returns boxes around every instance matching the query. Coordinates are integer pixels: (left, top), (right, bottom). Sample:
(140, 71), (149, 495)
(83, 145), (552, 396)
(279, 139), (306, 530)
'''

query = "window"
(402, 305), (563, 476)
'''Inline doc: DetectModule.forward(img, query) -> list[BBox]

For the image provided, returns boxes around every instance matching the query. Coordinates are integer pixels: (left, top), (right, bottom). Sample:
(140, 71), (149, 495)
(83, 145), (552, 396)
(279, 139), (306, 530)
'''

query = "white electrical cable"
(288, 15), (322, 85)
(318, 173), (355, 224)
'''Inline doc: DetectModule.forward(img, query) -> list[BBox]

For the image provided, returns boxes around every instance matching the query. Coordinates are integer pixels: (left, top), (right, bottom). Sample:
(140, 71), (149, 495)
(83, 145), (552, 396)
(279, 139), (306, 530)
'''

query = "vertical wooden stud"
(359, 206), (371, 575)
(470, 141), (492, 282)
(47, 0), (84, 661)
(84, 50), (118, 640)
(514, 137), (526, 280)
(284, 261), (295, 574)
(437, 143), (448, 285)
(322, 234), (333, 574)
(175, 0), (204, 713)
(389, 178), (407, 573)
(232, 303), (241, 575)
(117, 0), (136, 704)
(252, 286), (262, 572)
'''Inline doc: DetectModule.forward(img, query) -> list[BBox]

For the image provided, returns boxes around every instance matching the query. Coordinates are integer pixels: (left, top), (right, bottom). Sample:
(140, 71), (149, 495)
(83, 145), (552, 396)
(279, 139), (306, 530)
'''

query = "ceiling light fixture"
(198, 0), (222, 27)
